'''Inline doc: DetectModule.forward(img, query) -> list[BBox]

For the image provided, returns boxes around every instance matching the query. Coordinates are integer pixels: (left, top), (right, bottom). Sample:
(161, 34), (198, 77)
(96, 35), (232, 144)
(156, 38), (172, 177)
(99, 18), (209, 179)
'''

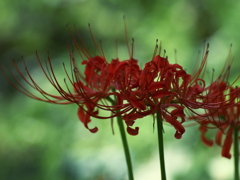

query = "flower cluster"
(186, 47), (240, 158)
(2, 26), (239, 159)
(191, 80), (240, 158)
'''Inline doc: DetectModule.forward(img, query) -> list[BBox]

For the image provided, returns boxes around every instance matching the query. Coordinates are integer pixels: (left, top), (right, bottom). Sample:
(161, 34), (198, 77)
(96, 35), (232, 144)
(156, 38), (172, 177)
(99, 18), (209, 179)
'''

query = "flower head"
(187, 45), (240, 158)
(195, 85), (240, 158)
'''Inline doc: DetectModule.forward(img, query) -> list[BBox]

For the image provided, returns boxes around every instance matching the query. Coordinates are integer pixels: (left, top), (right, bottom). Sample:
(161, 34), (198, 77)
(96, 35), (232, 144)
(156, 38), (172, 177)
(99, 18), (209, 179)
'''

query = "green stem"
(117, 115), (134, 180)
(234, 125), (239, 180)
(156, 111), (167, 180)
(107, 94), (133, 179)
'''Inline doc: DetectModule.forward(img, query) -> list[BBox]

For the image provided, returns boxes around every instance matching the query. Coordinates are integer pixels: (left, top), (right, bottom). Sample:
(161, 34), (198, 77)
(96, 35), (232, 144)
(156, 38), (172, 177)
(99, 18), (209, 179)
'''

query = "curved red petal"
(215, 129), (223, 146)
(129, 96), (146, 110)
(148, 82), (166, 92)
(127, 126), (139, 136)
(199, 125), (214, 146)
(221, 127), (233, 159)
(77, 107), (98, 133)
(152, 90), (176, 99)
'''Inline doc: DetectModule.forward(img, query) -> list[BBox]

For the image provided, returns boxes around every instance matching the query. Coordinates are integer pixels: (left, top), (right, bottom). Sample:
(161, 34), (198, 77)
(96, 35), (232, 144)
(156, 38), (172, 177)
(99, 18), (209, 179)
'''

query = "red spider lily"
(1, 53), (119, 133)
(190, 83), (240, 158)
(185, 43), (240, 158)
(112, 50), (190, 138)
(1, 24), (124, 134)
(173, 43), (239, 116)
(70, 35), (191, 137)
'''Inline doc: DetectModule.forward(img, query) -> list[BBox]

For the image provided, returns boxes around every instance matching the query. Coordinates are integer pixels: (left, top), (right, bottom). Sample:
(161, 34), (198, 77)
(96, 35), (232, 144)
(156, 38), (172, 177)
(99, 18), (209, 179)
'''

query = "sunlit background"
(0, 0), (239, 180)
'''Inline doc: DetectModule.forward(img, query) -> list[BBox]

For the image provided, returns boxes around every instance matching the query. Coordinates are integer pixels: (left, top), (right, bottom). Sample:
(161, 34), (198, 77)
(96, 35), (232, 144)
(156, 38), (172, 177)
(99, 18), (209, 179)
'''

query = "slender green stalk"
(117, 115), (134, 180)
(156, 111), (166, 180)
(106, 95), (134, 179)
(234, 125), (239, 180)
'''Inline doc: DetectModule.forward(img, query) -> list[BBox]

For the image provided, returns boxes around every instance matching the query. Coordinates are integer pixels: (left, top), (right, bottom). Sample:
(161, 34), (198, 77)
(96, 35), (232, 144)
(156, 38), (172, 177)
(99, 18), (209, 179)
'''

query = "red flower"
(185, 44), (240, 158)
(1, 31), (120, 134)
(190, 83), (240, 158)
(112, 53), (190, 138)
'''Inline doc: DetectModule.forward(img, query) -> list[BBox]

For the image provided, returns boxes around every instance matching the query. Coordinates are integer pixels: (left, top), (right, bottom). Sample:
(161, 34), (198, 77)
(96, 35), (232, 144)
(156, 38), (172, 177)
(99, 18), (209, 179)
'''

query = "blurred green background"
(0, 0), (239, 180)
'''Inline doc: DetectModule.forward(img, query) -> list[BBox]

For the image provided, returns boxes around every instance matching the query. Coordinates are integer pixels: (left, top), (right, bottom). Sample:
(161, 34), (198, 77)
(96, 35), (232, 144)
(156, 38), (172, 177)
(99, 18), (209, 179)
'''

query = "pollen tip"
(88, 23), (91, 27)
(123, 15), (126, 19)
(66, 23), (69, 27)
(207, 43), (210, 49)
